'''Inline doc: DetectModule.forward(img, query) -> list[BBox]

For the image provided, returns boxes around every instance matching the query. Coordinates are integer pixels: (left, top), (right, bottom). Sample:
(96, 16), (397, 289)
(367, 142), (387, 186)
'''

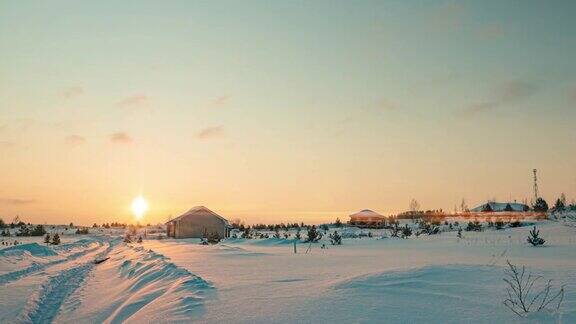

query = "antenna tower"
(533, 169), (539, 201)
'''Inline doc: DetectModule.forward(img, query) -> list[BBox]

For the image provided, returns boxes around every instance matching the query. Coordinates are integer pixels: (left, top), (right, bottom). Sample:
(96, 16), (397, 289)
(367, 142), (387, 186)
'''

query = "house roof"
(166, 206), (229, 225)
(470, 202), (529, 212)
(349, 209), (385, 218)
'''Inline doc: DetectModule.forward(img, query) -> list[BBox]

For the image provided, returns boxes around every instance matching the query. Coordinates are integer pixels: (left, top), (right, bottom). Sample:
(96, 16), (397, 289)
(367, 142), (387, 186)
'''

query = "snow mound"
(0, 243), (57, 257)
(323, 265), (544, 323)
(53, 238), (103, 255)
(215, 244), (268, 256)
(245, 238), (299, 246)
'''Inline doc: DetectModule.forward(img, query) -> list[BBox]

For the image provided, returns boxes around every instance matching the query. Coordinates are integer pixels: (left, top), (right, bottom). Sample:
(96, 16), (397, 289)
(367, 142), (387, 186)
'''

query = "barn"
(470, 202), (530, 213)
(166, 206), (231, 239)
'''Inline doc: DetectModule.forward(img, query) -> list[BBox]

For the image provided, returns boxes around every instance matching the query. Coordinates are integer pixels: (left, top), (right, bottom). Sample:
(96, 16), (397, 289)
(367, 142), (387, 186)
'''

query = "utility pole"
(533, 169), (539, 201)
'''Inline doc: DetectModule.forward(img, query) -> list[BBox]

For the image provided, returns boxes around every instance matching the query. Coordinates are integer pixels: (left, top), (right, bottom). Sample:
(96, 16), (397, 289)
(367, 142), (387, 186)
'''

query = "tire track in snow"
(17, 240), (115, 323)
(0, 240), (104, 286)
(20, 263), (93, 323)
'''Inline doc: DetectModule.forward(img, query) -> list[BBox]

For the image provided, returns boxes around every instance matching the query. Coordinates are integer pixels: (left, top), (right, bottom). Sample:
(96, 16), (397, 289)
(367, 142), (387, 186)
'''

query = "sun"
(131, 196), (148, 220)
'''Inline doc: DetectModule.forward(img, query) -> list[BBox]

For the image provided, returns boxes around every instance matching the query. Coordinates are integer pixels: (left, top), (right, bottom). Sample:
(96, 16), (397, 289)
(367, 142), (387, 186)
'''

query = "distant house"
(470, 202), (530, 213)
(166, 206), (230, 239)
(349, 209), (387, 227)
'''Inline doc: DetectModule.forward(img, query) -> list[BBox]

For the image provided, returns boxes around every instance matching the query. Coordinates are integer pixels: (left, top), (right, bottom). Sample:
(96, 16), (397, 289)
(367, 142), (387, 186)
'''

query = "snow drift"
(54, 243), (213, 323)
(0, 243), (57, 257)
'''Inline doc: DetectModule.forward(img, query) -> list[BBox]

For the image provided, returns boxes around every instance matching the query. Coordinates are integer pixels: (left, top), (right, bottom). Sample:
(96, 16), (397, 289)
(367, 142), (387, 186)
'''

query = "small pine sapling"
(334, 218), (343, 228)
(273, 228), (281, 239)
(329, 231), (342, 245)
(295, 229), (302, 241)
(389, 223), (400, 238)
(527, 226), (545, 246)
(305, 225), (322, 243)
(44, 233), (51, 244)
(400, 224), (412, 239)
(51, 233), (61, 245)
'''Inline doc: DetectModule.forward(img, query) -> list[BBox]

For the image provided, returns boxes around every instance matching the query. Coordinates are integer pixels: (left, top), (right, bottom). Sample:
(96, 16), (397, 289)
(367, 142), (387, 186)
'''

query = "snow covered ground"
(1, 220), (575, 323)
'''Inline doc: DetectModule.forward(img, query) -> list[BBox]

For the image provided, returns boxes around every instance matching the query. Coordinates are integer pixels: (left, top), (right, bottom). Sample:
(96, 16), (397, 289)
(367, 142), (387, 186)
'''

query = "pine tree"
(51, 233), (61, 245)
(554, 198), (565, 211)
(389, 223), (400, 237)
(527, 226), (545, 246)
(334, 218), (343, 228)
(533, 198), (549, 212)
(44, 233), (51, 244)
(457, 228), (463, 239)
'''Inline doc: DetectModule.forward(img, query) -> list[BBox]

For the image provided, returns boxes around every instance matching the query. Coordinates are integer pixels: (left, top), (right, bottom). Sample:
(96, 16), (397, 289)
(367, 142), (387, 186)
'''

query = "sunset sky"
(1, 1), (575, 225)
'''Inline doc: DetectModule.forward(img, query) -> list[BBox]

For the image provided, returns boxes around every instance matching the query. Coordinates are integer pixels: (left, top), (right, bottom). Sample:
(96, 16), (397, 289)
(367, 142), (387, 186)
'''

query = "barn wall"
(174, 214), (227, 239)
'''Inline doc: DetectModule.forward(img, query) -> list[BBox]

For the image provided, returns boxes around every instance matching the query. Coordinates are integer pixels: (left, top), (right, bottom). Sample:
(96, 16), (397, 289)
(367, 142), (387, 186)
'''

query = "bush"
(241, 228), (251, 239)
(76, 228), (89, 235)
(465, 221), (482, 232)
(495, 220), (505, 230)
(17, 224), (30, 236)
(329, 231), (342, 245)
(510, 220), (522, 228)
(273, 228), (281, 239)
(207, 232), (221, 244)
(30, 225), (46, 236)
(527, 226), (545, 246)
(503, 260), (563, 316)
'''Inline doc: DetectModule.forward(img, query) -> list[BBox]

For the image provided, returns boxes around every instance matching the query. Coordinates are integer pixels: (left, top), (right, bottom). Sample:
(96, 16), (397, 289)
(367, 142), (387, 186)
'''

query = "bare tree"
(560, 193), (567, 206)
(460, 198), (468, 213)
(230, 218), (244, 228)
(409, 199), (420, 222)
(502, 260), (564, 317)
(409, 199), (420, 212)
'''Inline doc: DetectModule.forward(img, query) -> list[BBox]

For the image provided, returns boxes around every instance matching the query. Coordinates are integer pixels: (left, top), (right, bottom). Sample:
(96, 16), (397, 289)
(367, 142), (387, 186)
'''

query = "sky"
(1, 0), (576, 225)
